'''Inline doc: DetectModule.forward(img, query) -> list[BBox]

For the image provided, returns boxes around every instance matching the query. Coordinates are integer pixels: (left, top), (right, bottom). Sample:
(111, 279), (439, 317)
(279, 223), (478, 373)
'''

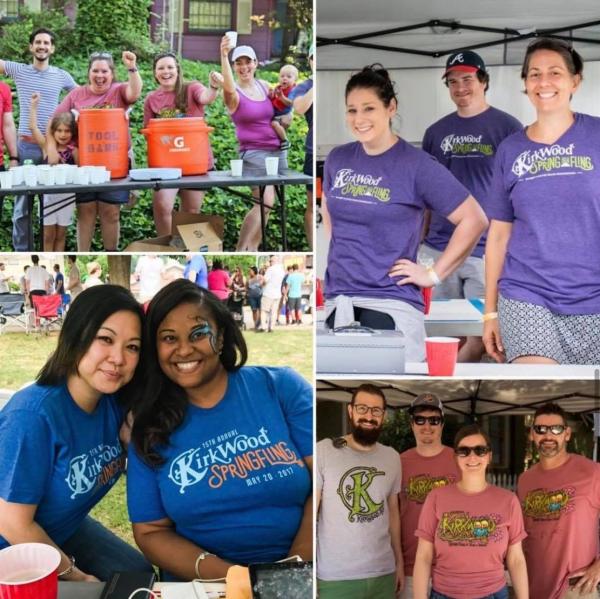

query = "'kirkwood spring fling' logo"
(511, 143), (593, 177)
(440, 134), (493, 156)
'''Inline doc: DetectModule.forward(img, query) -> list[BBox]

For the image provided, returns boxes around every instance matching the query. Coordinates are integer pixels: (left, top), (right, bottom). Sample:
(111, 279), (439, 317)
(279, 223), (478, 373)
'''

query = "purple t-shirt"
(487, 113), (600, 314)
(230, 81), (279, 152)
(323, 140), (470, 310)
(423, 107), (522, 257)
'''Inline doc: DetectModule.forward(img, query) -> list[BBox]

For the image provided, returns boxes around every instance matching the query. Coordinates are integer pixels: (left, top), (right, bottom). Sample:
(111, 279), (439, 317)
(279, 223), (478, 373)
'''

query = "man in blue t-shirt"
(0, 27), (77, 251)
(420, 50), (521, 362)
(183, 253), (208, 289)
(289, 47), (314, 250)
(286, 264), (305, 325)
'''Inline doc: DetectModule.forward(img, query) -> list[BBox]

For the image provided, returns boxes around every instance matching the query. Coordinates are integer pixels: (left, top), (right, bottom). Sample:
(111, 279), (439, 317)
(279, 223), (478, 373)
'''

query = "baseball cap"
(231, 45), (257, 62)
(409, 393), (444, 414)
(443, 50), (486, 78)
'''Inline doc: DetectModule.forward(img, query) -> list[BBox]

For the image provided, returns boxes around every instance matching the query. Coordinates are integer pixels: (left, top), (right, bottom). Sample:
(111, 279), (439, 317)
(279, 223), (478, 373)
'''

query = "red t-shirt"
(207, 269), (231, 301)
(517, 454), (600, 599)
(416, 484), (526, 599)
(271, 84), (295, 113)
(0, 82), (13, 147)
(55, 82), (133, 113)
(400, 446), (460, 575)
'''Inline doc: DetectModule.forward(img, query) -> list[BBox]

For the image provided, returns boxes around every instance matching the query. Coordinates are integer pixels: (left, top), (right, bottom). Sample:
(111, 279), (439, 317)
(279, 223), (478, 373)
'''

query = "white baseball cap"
(231, 45), (257, 62)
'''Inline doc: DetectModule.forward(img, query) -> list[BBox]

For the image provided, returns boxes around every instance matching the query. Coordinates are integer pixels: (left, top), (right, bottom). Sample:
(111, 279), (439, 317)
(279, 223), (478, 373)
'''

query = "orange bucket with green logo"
(141, 118), (214, 175)
(77, 108), (129, 178)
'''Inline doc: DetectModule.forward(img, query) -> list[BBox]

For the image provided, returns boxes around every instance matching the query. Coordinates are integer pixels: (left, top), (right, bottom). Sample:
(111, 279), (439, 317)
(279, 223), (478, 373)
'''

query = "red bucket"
(142, 117), (214, 175)
(0, 543), (61, 599)
(77, 108), (130, 178)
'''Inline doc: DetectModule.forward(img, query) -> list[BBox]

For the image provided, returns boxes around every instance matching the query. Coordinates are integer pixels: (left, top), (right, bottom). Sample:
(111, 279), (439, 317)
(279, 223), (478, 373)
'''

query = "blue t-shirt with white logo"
(0, 383), (125, 548)
(127, 367), (312, 565)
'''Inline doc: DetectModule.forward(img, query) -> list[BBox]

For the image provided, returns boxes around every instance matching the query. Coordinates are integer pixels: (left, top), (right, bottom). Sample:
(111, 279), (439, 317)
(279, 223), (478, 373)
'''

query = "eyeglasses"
(532, 424), (566, 435)
(454, 445), (490, 457)
(353, 404), (384, 417)
(412, 415), (443, 426)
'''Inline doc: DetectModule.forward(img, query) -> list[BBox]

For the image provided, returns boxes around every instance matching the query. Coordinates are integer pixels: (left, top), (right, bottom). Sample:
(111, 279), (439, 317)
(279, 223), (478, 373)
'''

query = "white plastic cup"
(90, 167), (105, 184)
(23, 165), (37, 187)
(75, 168), (90, 185)
(54, 167), (67, 185)
(265, 156), (279, 176)
(0, 171), (12, 189)
(9, 166), (23, 185)
(230, 159), (243, 177)
(226, 31), (238, 49)
(44, 169), (55, 186)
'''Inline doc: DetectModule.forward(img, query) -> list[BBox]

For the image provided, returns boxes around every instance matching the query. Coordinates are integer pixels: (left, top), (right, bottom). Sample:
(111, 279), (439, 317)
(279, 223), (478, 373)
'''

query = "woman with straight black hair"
(321, 64), (488, 362)
(127, 279), (313, 581)
(0, 285), (152, 582)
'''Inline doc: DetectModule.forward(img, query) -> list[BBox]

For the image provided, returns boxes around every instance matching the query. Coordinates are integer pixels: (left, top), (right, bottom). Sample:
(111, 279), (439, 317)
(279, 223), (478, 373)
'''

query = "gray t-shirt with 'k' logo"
(316, 438), (402, 581)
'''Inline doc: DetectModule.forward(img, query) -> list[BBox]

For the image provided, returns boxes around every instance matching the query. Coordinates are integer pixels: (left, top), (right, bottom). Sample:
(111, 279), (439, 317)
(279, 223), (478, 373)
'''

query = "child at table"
(30, 92), (78, 252)
(270, 64), (298, 149)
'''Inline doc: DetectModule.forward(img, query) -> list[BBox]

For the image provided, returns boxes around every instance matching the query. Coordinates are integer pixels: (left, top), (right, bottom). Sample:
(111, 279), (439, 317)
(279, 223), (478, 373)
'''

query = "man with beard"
(316, 383), (403, 598)
(0, 28), (76, 250)
(419, 50), (521, 362)
(398, 393), (459, 598)
(517, 403), (600, 599)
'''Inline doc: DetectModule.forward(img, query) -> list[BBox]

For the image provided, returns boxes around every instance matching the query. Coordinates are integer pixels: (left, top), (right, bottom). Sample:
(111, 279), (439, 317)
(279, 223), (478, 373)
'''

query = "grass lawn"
(0, 325), (313, 547)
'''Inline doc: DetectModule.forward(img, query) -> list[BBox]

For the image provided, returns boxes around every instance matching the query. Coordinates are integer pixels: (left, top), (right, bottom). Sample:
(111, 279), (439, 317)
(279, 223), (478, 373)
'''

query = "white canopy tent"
(317, 378), (600, 417)
(316, 0), (600, 154)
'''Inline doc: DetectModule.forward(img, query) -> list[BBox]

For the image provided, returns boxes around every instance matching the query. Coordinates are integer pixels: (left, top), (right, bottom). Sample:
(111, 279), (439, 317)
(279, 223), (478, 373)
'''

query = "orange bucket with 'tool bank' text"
(77, 108), (130, 178)
(141, 117), (214, 175)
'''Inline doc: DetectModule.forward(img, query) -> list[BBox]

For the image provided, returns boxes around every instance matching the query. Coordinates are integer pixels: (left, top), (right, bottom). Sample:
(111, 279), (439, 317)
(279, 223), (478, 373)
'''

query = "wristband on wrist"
(127, 67), (138, 73)
(482, 311), (498, 322)
(426, 265), (441, 286)
(210, 85), (219, 90)
(194, 551), (215, 578)
(58, 555), (75, 579)
(9, 156), (18, 161)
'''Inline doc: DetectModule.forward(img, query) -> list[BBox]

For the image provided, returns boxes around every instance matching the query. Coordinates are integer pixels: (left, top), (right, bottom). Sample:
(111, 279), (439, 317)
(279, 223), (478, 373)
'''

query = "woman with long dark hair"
(0, 285), (151, 581)
(321, 64), (488, 361)
(484, 38), (600, 365)
(127, 279), (312, 580)
(144, 52), (222, 236)
(413, 424), (528, 599)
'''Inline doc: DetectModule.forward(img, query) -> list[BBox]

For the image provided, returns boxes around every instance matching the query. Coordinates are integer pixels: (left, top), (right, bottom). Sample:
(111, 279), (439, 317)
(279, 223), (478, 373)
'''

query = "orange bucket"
(141, 118), (214, 175)
(77, 108), (129, 178)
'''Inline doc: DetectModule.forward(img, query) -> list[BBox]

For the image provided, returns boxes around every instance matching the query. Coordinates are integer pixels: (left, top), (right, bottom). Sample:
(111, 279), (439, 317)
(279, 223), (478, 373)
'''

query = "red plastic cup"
(316, 278), (324, 308)
(421, 287), (432, 315)
(425, 337), (460, 376)
(0, 543), (60, 599)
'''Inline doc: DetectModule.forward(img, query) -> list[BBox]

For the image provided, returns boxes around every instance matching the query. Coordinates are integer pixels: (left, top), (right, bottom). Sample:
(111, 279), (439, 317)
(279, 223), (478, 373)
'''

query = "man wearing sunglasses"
(517, 403), (600, 599)
(399, 393), (459, 599)
(0, 28), (77, 250)
(316, 384), (403, 598)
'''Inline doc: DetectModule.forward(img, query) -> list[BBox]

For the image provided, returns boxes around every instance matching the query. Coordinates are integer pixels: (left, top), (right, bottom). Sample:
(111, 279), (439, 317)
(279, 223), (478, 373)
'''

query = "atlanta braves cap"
(409, 393), (444, 414)
(443, 50), (486, 77)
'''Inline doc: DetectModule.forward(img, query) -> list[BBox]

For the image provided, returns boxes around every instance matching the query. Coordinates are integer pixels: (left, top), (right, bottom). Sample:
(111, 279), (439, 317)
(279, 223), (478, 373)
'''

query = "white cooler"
(317, 326), (405, 375)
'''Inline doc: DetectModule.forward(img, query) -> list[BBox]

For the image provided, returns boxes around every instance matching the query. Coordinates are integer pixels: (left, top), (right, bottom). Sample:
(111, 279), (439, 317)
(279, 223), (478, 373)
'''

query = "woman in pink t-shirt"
(52, 51), (143, 252)
(413, 425), (529, 599)
(144, 53), (222, 237)
(207, 259), (231, 302)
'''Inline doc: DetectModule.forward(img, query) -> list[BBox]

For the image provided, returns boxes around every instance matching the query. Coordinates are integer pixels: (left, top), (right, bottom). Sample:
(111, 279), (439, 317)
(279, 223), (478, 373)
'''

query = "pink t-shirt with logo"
(416, 484), (526, 599)
(400, 446), (460, 575)
(517, 454), (600, 599)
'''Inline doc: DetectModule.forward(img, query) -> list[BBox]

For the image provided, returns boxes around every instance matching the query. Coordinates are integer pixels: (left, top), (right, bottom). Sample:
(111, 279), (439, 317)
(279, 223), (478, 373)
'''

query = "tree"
(107, 256), (131, 289)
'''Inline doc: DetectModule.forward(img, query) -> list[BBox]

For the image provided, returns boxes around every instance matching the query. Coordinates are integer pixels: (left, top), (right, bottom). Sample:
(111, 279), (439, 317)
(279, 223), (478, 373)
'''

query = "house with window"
(1, 0), (298, 63)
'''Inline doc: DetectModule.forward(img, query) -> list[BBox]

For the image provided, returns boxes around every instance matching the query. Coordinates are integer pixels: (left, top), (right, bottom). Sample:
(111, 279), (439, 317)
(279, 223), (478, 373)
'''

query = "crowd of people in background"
(0, 28), (314, 252)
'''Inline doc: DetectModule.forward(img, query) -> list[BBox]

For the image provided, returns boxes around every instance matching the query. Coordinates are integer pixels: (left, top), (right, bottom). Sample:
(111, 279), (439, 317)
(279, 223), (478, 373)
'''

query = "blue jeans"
(430, 587), (509, 599)
(60, 516), (154, 582)
(13, 141), (43, 251)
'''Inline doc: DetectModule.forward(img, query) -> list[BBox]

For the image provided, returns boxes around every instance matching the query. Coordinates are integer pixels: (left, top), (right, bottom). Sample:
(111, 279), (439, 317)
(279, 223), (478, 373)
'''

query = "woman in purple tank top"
(220, 36), (288, 250)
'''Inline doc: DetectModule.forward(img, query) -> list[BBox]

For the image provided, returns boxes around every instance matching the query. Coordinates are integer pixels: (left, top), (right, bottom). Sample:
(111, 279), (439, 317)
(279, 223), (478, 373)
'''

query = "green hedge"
(0, 53), (311, 251)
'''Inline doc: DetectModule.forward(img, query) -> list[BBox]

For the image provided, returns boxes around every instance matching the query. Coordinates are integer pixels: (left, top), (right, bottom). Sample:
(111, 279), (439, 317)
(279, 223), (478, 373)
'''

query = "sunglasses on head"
(90, 51), (113, 60)
(454, 445), (490, 457)
(412, 415), (443, 426)
(353, 404), (384, 417)
(532, 424), (566, 435)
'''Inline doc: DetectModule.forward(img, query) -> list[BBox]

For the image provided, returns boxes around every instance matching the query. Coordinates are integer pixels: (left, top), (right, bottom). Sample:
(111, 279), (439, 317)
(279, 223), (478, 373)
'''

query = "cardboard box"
(125, 212), (224, 252)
